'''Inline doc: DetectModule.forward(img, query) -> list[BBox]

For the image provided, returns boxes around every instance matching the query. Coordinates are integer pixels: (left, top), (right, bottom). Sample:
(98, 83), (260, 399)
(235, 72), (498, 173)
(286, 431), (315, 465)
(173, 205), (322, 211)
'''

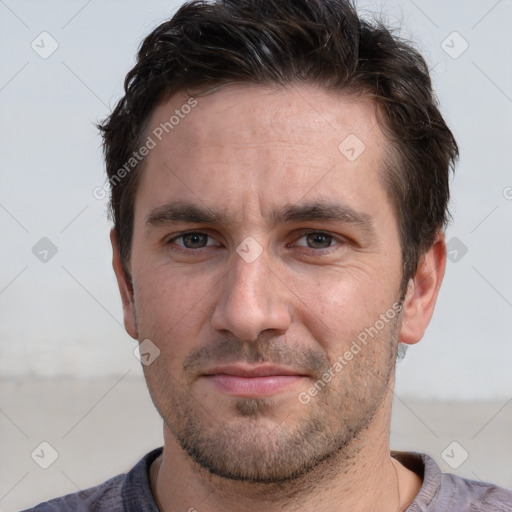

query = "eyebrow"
(274, 202), (374, 233)
(146, 200), (375, 235)
(146, 201), (227, 226)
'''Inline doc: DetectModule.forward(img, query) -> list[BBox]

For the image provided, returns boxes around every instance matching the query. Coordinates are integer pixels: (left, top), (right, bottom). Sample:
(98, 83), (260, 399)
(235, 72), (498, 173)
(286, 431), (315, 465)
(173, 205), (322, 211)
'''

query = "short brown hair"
(99, 0), (458, 291)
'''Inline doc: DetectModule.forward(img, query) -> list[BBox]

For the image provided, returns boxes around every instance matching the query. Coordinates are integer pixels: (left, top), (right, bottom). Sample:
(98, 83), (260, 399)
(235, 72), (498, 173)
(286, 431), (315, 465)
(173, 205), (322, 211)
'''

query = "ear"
(399, 232), (446, 345)
(110, 229), (138, 340)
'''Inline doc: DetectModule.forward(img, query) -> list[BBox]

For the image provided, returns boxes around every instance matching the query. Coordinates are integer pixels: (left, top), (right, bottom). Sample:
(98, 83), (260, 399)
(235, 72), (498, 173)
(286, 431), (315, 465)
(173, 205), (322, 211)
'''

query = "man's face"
(126, 84), (405, 482)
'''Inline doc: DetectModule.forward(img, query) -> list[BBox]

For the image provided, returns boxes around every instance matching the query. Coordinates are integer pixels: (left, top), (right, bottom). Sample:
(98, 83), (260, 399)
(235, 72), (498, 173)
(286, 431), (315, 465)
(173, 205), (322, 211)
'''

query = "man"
(23, 0), (512, 510)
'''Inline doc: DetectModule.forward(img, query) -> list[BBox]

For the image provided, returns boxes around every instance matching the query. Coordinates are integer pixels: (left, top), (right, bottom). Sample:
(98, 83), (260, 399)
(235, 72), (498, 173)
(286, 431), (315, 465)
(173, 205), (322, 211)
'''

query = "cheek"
(295, 266), (399, 352)
(133, 264), (215, 344)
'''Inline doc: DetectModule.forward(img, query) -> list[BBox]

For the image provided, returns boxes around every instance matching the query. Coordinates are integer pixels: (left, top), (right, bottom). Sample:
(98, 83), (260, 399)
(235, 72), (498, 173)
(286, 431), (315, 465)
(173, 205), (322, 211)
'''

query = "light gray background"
(1, 0), (511, 510)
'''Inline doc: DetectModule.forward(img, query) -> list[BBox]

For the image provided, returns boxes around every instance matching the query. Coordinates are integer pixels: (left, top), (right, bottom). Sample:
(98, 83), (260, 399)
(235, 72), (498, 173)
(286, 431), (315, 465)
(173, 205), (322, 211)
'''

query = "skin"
(111, 83), (446, 512)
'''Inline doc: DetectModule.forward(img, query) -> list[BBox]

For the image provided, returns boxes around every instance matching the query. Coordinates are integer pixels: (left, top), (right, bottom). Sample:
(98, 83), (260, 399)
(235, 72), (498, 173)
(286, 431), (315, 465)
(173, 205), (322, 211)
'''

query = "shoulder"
(393, 451), (512, 511)
(21, 448), (163, 512)
(21, 474), (126, 512)
(439, 472), (512, 511)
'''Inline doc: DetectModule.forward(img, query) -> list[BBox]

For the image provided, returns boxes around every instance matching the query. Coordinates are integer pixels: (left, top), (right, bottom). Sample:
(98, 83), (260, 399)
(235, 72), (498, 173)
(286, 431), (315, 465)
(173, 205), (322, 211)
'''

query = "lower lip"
(204, 374), (304, 397)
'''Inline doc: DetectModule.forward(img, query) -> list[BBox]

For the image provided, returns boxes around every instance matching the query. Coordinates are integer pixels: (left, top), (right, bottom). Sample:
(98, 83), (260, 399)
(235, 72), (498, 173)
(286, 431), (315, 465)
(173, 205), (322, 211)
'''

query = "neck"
(152, 389), (421, 512)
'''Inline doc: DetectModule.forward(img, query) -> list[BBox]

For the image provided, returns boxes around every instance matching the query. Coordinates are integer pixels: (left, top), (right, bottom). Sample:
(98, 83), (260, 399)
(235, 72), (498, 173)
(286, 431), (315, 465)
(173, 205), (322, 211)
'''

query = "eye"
(294, 232), (338, 250)
(169, 232), (217, 250)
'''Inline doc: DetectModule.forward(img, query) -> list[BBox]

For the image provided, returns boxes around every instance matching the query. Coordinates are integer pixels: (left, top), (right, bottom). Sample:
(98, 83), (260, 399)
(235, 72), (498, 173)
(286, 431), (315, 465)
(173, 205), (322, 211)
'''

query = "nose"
(210, 250), (292, 342)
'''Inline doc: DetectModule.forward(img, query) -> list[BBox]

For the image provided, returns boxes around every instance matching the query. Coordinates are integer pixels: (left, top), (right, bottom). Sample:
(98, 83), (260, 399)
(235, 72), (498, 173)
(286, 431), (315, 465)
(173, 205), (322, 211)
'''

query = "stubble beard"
(144, 317), (400, 485)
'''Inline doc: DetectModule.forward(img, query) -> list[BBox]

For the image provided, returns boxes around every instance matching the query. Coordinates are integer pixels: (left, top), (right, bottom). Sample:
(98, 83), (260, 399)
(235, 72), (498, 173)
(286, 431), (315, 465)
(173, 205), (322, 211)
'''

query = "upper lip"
(202, 364), (306, 377)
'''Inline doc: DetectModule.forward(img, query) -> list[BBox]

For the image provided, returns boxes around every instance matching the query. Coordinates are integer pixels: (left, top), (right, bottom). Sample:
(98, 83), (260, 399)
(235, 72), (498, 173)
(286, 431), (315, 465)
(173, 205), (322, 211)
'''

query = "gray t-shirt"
(22, 448), (512, 511)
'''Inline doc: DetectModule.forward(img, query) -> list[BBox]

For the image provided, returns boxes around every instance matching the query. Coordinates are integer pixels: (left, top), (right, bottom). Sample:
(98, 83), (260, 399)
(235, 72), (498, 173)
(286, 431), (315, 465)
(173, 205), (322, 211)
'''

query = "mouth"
(201, 364), (308, 398)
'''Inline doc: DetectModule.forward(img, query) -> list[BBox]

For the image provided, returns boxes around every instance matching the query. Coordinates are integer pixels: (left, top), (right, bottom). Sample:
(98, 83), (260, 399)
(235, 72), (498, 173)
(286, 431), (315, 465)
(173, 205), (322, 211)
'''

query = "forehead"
(136, 83), (391, 224)
(150, 83), (381, 153)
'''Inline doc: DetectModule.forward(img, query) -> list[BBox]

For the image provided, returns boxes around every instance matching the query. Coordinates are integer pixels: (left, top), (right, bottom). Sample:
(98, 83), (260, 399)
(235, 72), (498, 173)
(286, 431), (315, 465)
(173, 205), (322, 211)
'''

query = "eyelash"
(166, 230), (344, 255)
